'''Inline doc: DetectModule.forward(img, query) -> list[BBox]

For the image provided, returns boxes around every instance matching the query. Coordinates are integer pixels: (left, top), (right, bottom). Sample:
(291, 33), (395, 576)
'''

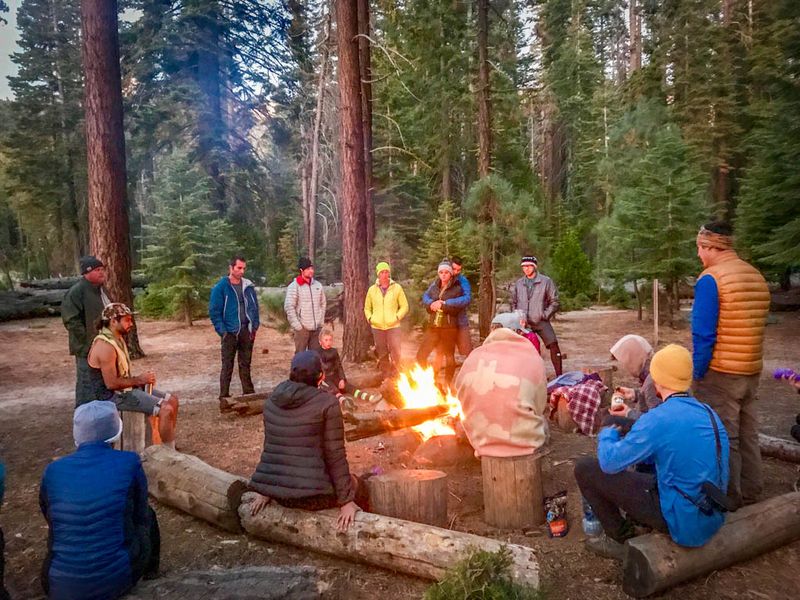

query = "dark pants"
(131, 506), (161, 583)
(456, 327), (472, 357)
(219, 328), (254, 398)
(0, 528), (9, 600)
(694, 370), (762, 506)
(416, 327), (458, 384)
(276, 475), (371, 512)
(74, 356), (92, 407)
(294, 328), (322, 354)
(372, 327), (402, 378)
(574, 456), (669, 542)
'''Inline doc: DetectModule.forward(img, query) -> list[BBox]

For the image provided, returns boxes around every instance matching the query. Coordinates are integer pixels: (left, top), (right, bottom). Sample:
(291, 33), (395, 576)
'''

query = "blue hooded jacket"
(208, 276), (260, 336)
(40, 442), (149, 600)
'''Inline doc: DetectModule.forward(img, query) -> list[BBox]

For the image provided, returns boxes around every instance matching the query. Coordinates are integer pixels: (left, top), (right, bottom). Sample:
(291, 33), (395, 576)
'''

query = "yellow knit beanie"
(375, 261), (391, 276)
(649, 344), (693, 392)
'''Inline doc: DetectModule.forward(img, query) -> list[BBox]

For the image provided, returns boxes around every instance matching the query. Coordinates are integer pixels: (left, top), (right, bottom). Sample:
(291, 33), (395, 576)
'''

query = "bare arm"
(91, 341), (153, 390)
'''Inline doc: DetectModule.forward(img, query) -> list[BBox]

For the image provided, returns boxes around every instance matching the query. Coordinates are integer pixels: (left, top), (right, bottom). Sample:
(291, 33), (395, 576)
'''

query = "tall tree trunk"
(307, 13), (332, 261)
(337, 0), (371, 361)
(357, 0), (374, 249)
(476, 0), (495, 339)
(629, 0), (641, 73)
(81, 0), (143, 357)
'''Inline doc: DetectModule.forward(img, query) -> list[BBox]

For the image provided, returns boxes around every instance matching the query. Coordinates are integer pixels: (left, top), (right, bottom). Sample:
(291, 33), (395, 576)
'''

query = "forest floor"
(1, 307), (799, 600)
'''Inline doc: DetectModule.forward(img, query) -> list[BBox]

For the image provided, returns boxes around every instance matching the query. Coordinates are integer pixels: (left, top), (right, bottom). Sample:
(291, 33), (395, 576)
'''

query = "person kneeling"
(247, 351), (368, 532)
(87, 303), (179, 448)
(40, 401), (160, 600)
(574, 344), (730, 560)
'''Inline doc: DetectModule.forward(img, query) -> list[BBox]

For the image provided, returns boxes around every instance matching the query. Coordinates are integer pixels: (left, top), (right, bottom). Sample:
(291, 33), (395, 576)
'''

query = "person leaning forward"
(692, 221), (770, 508)
(209, 255), (260, 410)
(62, 255), (112, 406)
(86, 303), (179, 447)
(284, 257), (327, 354)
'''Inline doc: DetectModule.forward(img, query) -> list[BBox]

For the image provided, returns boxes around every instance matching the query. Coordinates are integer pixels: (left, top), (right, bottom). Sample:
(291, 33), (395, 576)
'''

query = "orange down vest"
(700, 251), (770, 375)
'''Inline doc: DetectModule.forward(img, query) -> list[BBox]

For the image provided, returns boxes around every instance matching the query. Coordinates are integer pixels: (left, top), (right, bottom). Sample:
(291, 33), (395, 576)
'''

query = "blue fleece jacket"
(692, 274), (720, 380)
(40, 443), (149, 600)
(423, 274), (471, 328)
(208, 276), (260, 336)
(598, 394), (729, 547)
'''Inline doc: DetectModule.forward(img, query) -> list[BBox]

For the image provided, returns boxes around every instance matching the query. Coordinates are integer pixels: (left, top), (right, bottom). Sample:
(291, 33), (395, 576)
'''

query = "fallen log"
(347, 371), (384, 389)
(0, 290), (63, 321)
(221, 390), (273, 417)
(622, 491), (800, 597)
(239, 492), (539, 587)
(141, 446), (248, 533)
(19, 273), (148, 290)
(345, 405), (448, 441)
(759, 433), (800, 463)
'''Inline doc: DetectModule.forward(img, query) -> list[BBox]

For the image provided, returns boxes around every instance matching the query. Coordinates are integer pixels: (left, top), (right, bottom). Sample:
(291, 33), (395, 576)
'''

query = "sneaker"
(219, 397), (233, 413)
(584, 534), (626, 562)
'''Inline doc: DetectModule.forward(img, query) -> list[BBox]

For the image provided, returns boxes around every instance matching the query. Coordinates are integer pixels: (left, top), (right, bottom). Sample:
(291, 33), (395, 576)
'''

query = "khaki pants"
(693, 369), (762, 506)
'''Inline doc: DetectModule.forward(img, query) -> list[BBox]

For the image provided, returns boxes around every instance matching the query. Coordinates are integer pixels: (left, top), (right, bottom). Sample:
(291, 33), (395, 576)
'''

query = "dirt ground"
(1, 307), (799, 600)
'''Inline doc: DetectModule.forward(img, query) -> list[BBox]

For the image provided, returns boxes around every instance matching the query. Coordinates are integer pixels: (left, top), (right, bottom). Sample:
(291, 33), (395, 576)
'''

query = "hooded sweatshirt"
(249, 380), (354, 504)
(610, 334), (659, 415)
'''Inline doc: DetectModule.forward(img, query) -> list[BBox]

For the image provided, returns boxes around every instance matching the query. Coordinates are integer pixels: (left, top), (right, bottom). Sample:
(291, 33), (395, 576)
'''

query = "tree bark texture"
(481, 454), (545, 528)
(476, 0), (495, 340)
(81, 0), (142, 357)
(758, 433), (800, 463)
(629, 0), (642, 73)
(336, 0), (372, 361)
(357, 0), (375, 249)
(367, 469), (448, 527)
(239, 492), (540, 587)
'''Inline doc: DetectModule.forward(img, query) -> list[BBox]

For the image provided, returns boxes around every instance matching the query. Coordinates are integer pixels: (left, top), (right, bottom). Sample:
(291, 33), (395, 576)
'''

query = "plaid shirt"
(550, 379), (606, 435)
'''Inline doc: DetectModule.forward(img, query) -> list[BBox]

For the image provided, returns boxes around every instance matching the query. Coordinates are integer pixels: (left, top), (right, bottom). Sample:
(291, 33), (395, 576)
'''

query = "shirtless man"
(87, 303), (179, 447)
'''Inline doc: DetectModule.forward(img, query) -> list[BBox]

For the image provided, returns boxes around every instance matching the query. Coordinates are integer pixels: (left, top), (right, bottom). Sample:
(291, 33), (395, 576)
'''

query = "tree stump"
(121, 411), (147, 453)
(481, 453), (545, 529)
(367, 469), (448, 527)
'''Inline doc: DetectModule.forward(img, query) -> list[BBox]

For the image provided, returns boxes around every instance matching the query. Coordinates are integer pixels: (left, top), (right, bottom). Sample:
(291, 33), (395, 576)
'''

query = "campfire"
(396, 365), (462, 440)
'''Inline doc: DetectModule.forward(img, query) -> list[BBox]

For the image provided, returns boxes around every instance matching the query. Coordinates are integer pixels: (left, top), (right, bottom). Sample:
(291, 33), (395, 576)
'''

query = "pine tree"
(411, 199), (470, 284)
(550, 228), (594, 299)
(140, 153), (236, 324)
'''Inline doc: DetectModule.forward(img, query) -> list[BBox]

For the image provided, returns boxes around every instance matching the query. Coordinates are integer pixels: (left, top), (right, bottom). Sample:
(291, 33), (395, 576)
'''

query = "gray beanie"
(491, 311), (524, 331)
(73, 401), (123, 447)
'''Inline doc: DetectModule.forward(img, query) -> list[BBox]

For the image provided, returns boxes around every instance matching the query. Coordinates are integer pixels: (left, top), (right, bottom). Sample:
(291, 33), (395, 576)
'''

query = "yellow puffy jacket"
(364, 280), (409, 330)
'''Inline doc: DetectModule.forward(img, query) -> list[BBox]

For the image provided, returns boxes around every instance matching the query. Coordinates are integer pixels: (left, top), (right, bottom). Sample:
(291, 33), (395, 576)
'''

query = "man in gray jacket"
(510, 255), (563, 376)
(284, 257), (327, 354)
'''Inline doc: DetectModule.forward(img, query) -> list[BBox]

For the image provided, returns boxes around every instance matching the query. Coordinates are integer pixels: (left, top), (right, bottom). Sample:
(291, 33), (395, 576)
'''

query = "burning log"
(482, 453), (545, 529)
(345, 405), (448, 441)
(141, 446), (248, 533)
(239, 492), (540, 587)
(367, 469), (448, 527)
(758, 433), (800, 463)
(622, 491), (800, 597)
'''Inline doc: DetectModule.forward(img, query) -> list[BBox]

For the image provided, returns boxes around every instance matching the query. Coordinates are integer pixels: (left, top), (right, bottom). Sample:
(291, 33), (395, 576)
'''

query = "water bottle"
(582, 497), (603, 538)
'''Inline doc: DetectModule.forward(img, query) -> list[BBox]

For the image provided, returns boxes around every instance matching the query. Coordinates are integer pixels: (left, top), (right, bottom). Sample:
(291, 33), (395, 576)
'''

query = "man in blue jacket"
(418, 256), (472, 365)
(574, 344), (729, 559)
(209, 255), (261, 411)
(40, 401), (160, 600)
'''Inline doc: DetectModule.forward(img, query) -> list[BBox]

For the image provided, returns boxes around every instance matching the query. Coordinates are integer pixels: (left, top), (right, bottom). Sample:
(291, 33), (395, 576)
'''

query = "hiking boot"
(219, 396), (233, 413)
(584, 534), (626, 562)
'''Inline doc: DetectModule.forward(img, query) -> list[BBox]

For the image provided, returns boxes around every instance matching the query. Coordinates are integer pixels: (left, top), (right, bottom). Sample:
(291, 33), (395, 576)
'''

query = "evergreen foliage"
(550, 228), (594, 299)
(411, 198), (471, 284)
(139, 153), (236, 324)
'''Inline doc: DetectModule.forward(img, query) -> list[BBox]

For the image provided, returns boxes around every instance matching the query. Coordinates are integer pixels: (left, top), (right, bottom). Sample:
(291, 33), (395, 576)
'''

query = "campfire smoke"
(396, 365), (462, 441)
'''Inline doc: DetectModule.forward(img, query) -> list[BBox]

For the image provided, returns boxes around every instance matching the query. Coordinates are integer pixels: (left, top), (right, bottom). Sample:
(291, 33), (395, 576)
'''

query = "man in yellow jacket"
(364, 262), (409, 379)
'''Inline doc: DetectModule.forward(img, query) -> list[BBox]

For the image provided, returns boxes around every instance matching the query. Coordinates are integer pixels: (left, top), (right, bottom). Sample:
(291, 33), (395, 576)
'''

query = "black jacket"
(61, 278), (107, 357)
(249, 380), (354, 504)
(423, 278), (465, 328)
(317, 347), (346, 384)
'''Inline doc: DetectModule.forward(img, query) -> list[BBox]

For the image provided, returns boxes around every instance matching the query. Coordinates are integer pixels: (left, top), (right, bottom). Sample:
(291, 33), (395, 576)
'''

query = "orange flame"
(396, 365), (462, 441)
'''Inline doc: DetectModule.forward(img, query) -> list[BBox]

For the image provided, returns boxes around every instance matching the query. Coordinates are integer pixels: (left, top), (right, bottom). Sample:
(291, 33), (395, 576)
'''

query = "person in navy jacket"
(39, 401), (160, 600)
(209, 255), (261, 411)
(574, 344), (729, 560)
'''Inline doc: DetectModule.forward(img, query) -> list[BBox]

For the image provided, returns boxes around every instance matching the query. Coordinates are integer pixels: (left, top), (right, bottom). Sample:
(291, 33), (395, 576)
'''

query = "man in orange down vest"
(692, 221), (770, 508)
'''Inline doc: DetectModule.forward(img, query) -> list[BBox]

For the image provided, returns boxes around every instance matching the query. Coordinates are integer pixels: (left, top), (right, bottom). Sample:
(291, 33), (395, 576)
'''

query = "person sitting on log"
(491, 311), (541, 353)
(317, 327), (382, 411)
(247, 351), (369, 532)
(86, 303), (179, 448)
(39, 401), (160, 600)
(574, 344), (730, 561)
(608, 334), (659, 419)
(454, 319), (548, 458)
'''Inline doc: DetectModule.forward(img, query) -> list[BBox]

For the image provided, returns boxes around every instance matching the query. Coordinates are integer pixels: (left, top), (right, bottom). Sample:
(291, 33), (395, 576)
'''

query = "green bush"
(559, 292), (592, 312)
(424, 547), (545, 600)
(550, 228), (594, 299)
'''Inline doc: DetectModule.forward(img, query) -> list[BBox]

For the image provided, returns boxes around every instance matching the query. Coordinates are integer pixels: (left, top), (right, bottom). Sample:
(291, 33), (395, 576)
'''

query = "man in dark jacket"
(209, 255), (261, 411)
(510, 255), (563, 376)
(248, 351), (367, 532)
(40, 401), (160, 600)
(61, 255), (112, 406)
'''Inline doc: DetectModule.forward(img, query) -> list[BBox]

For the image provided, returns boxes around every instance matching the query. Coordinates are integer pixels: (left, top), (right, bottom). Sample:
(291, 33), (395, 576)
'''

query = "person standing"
(692, 221), (770, 508)
(364, 262), (409, 379)
(209, 255), (260, 409)
(62, 255), (112, 406)
(284, 257), (327, 354)
(450, 256), (472, 357)
(510, 255), (563, 376)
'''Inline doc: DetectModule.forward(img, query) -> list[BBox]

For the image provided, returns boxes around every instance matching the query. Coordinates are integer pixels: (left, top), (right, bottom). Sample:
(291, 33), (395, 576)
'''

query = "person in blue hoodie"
(39, 401), (160, 600)
(209, 255), (261, 411)
(574, 344), (729, 560)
